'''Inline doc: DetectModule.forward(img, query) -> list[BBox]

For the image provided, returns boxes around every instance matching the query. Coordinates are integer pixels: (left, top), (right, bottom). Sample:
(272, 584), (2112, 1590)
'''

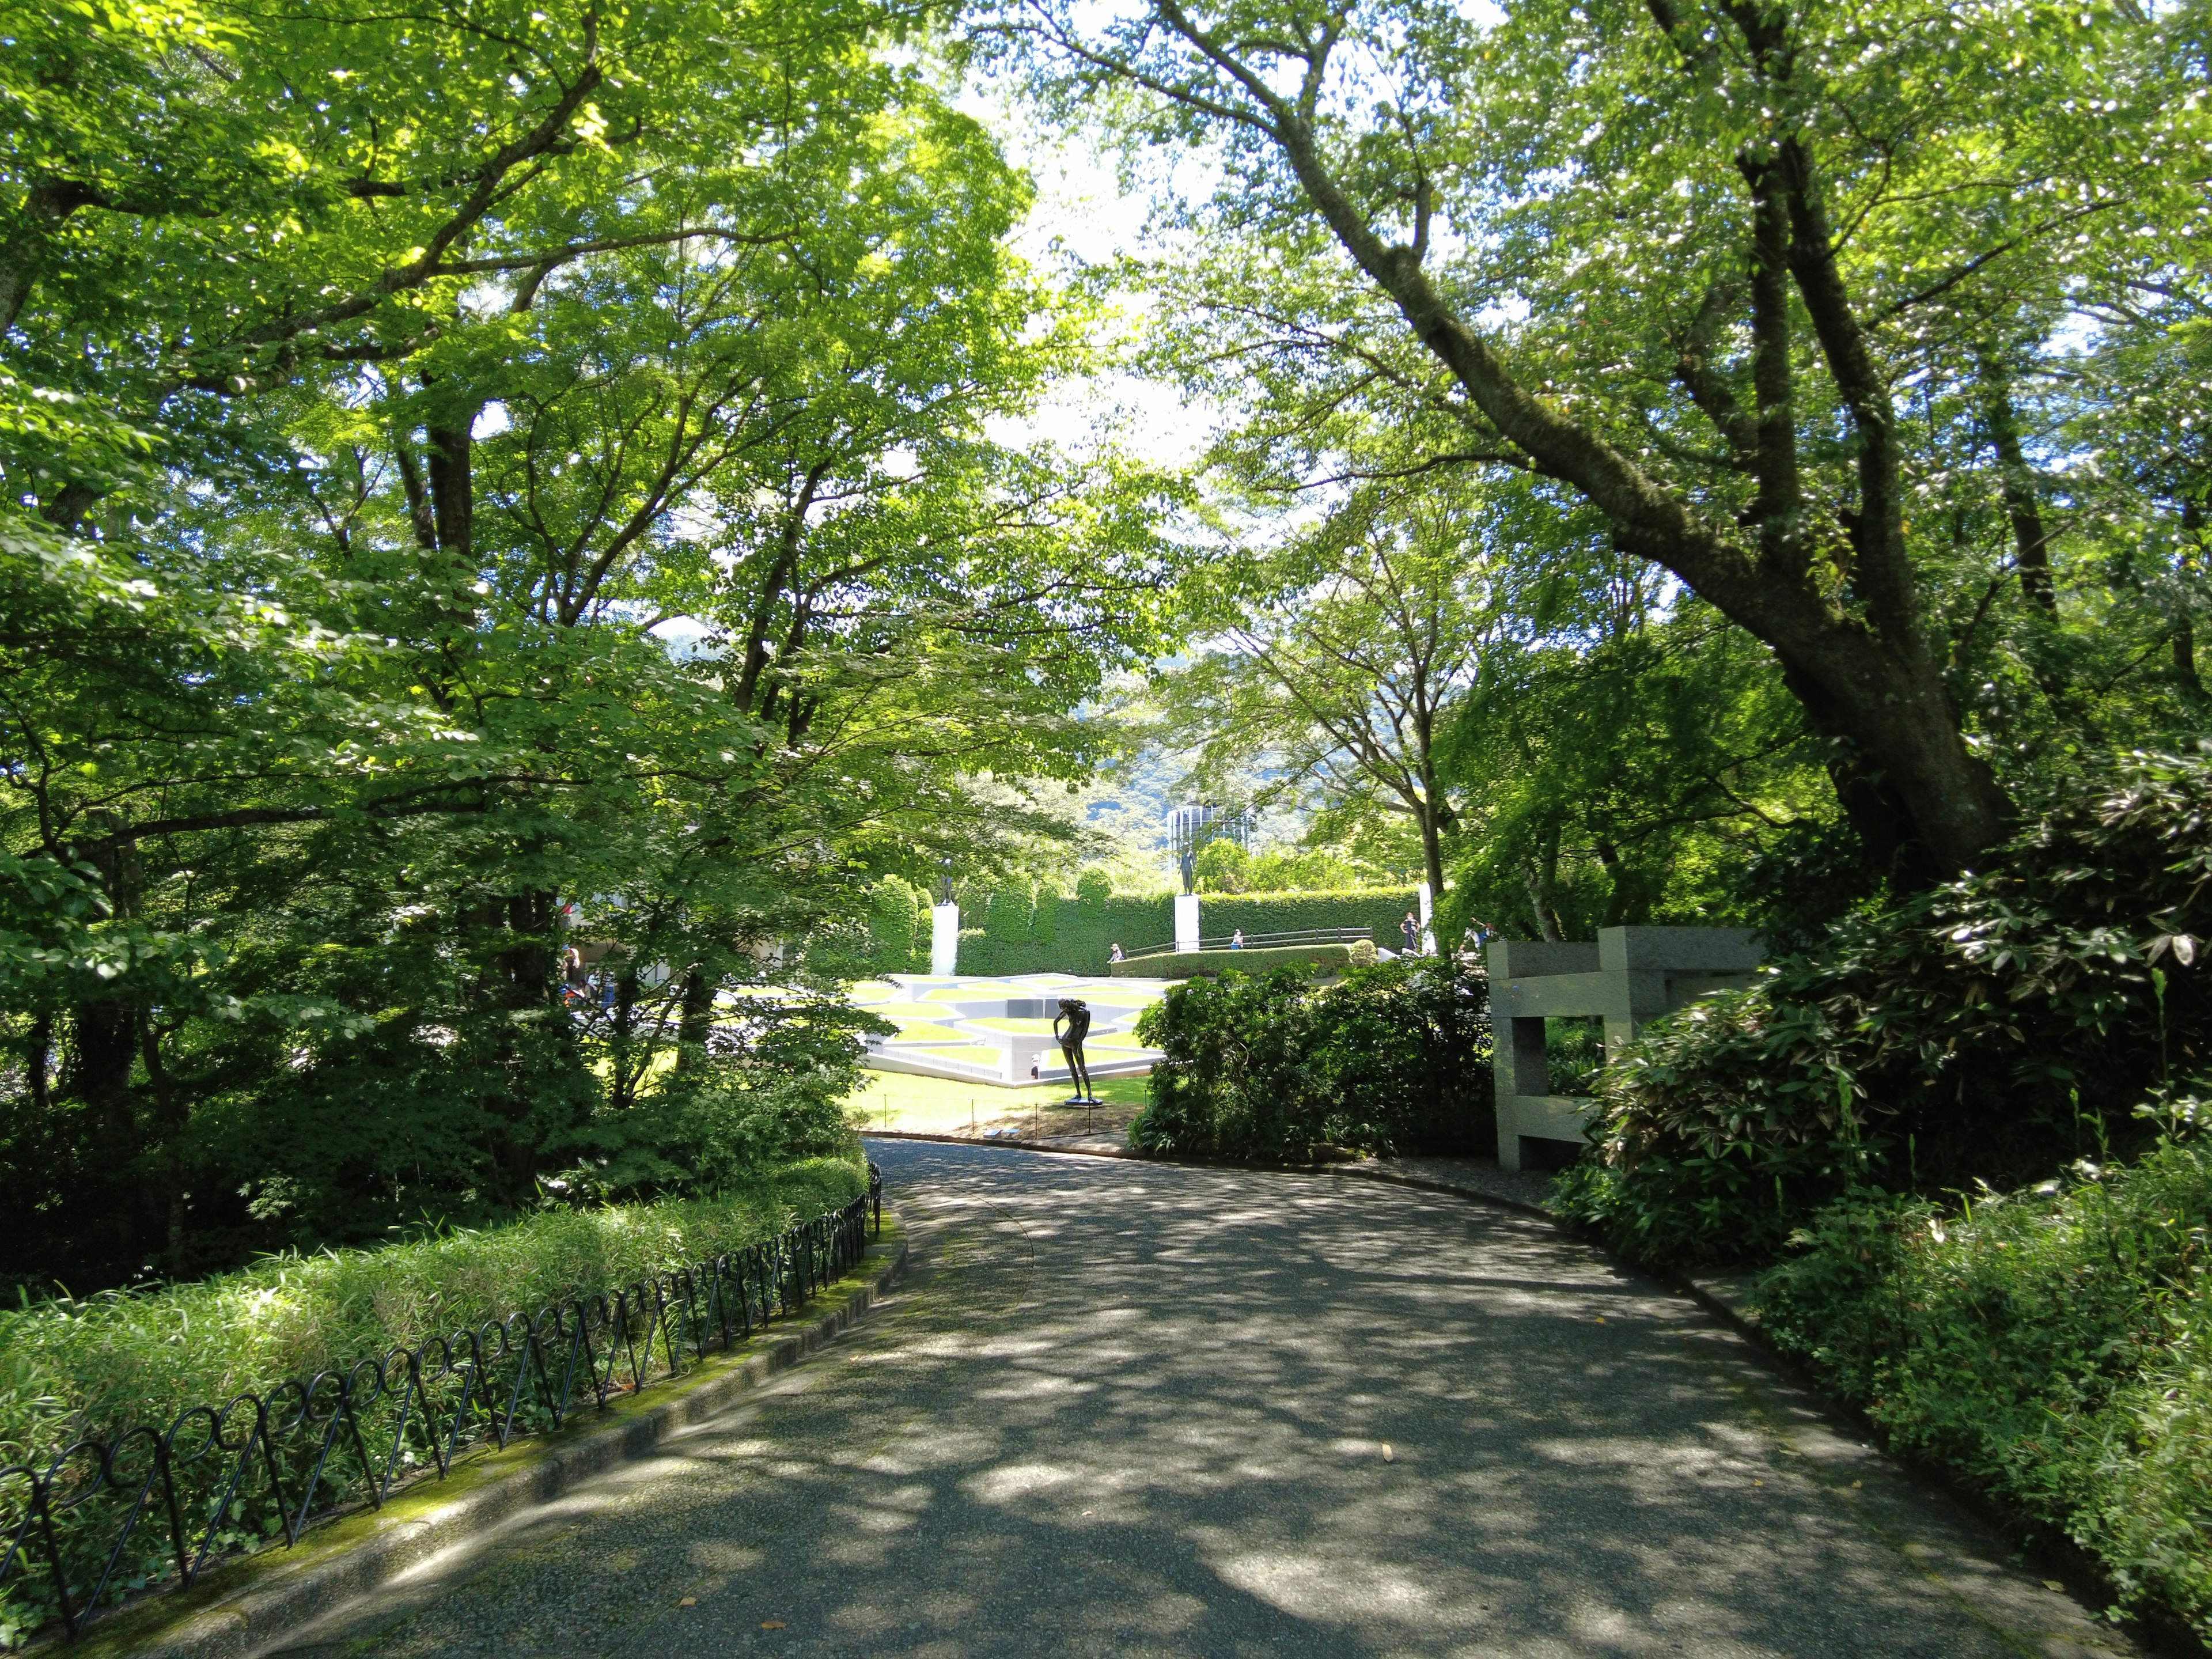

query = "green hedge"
(1113, 943), (1356, 979)
(0, 1157), (867, 1470)
(1196, 887), (1421, 949)
(950, 886), (1420, 976)
(0, 1157), (869, 1643)
(957, 893), (1175, 975)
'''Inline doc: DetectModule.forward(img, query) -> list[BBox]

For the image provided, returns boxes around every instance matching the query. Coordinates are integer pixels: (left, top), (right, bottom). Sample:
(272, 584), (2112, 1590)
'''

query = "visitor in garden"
(1401, 911), (1420, 955)
(1230, 929), (1245, 949)
(1109, 942), (1124, 963)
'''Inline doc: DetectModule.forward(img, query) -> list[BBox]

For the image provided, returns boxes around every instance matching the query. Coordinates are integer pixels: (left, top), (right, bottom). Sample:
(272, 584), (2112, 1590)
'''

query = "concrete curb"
(75, 1215), (912, 1659)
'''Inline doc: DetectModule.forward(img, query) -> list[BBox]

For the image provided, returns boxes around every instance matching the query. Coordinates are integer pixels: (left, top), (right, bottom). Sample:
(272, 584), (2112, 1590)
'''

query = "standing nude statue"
(1054, 997), (1097, 1104)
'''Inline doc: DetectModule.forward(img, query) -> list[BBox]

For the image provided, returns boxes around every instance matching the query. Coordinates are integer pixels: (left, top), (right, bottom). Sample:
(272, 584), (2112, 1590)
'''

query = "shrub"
(984, 881), (1035, 945)
(1756, 1135), (2212, 1639)
(865, 875), (923, 975)
(0, 1156), (866, 1482)
(1112, 942), (1355, 979)
(1130, 960), (1491, 1160)
(559, 994), (884, 1204)
(1198, 887), (1421, 949)
(1562, 749), (2212, 1269)
(0, 1156), (867, 1644)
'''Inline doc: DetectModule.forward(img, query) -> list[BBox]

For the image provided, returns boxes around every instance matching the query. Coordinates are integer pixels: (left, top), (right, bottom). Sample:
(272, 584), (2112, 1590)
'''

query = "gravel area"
(262, 1141), (2130, 1659)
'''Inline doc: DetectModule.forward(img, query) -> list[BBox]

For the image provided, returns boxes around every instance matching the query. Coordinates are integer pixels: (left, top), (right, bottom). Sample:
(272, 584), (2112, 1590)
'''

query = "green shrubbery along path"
(0, 1157), (865, 1646)
(1559, 750), (2212, 1269)
(1755, 1143), (2212, 1639)
(1131, 960), (1491, 1162)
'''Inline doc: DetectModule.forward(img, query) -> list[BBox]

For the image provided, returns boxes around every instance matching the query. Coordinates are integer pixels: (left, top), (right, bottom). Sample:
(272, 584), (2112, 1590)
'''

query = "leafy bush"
(1130, 960), (1491, 1160)
(561, 1006), (877, 1203)
(1112, 942), (1356, 979)
(0, 1156), (865, 1477)
(1756, 1136), (2212, 1639)
(865, 876), (926, 974)
(1561, 749), (2212, 1268)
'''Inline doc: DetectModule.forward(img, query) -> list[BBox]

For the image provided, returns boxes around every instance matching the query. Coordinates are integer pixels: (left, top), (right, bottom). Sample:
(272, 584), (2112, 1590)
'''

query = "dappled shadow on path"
(267, 1145), (2112, 1658)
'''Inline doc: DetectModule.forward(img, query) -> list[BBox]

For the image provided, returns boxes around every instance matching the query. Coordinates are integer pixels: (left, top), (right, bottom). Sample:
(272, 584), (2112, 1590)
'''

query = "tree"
(999, 0), (2194, 874)
(1164, 453), (1509, 899)
(1, 0), (1183, 1285)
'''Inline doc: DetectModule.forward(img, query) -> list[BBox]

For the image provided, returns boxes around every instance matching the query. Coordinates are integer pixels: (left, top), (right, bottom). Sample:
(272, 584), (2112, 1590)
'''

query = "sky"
(955, 77), (1222, 471)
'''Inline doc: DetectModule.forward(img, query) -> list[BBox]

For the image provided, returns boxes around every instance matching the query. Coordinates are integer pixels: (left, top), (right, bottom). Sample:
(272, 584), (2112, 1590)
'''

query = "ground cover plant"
(1756, 1134), (2212, 1639)
(1556, 750), (2212, 1268)
(1131, 959), (1491, 1160)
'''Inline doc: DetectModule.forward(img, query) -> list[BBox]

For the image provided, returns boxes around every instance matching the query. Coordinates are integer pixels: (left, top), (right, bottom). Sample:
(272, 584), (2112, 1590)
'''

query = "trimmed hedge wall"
(957, 893), (1175, 975)
(951, 887), (1419, 978)
(1198, 888), (1421, 947)
(1112, 943), (1355, 979)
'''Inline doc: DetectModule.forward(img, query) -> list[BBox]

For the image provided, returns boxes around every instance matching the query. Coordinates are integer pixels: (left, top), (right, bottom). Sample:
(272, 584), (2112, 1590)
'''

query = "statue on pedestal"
(1054, 998), (1097, 1105)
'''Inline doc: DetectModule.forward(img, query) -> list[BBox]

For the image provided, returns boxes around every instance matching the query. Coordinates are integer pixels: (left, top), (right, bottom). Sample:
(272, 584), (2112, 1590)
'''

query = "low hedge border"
(1111, 944), (1355, 979)
(0, 1157), (869, 1649)
(63, 1209), (910, 1659)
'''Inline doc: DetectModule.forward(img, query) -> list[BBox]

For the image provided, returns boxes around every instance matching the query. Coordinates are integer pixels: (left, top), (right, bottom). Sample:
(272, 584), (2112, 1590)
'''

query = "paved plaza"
(263, 1142), (2127, 1658)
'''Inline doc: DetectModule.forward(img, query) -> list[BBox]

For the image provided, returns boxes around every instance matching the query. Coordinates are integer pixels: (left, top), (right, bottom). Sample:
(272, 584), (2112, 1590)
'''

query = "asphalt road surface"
(267, 1141), (2130, 1658)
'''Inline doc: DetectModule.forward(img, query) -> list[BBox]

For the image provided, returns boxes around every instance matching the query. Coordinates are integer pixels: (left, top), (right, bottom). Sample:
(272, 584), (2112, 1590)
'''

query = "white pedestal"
(930, 903), (961, 976)
(1174, 893), (1200, 953)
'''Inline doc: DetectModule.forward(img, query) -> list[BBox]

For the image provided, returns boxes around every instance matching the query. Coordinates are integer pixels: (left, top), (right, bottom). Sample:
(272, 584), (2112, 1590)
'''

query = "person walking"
(1401, 911), (1421, 956)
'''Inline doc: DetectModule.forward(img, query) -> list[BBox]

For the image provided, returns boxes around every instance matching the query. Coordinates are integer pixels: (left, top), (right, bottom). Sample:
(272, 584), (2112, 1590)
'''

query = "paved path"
(268, 1142), (2128, 1658)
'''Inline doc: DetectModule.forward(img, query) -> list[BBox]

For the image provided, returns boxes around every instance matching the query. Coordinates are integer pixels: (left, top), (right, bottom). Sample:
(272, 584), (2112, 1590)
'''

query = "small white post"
(1418, 881), (1435, 956)
(1174, 893), (1200, 953)
(930, 903), (960, 976)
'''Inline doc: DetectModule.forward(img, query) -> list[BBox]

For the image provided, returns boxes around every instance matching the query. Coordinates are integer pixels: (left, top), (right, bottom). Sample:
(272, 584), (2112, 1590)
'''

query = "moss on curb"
(63, 1214), (905, 1659)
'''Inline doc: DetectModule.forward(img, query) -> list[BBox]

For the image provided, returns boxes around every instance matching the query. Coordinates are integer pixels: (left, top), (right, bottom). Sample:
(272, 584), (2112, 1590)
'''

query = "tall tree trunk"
(675, 967), (717, 1071)
(1979, 357), (2059, 614)
(1250, 82), (2010, 874)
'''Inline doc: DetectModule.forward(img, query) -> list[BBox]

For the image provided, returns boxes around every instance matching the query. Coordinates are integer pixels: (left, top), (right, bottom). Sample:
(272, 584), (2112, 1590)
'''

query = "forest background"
(8, 0), (2212, 1302)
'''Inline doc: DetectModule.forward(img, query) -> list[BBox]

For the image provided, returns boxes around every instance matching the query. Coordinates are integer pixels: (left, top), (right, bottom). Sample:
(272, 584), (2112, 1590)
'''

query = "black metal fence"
(0, 1168), (884, 1647)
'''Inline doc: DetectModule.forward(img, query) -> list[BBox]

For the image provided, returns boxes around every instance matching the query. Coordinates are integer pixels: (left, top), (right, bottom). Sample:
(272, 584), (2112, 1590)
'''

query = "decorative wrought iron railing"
(0, 1167), (884, 1647)
(1119, 927), (1374, 961)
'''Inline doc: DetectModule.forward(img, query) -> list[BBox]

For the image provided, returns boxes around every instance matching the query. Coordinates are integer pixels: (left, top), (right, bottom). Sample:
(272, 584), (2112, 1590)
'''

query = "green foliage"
(0, 1154), (863, 1641)
(1115, 942), (1357, 979)
(0, 0), (1186, 1294)
(1756, 1141), (2212, 1639)
(0, 1156), (864, 1458)
(866, 876), (925, 975)
(1074, 867), (1113, 911)
(1560, 749), (2212, 1268)
(1192, 838), (1250, 893)
(1441, 604), (1834, 944)
(984, 881), (1036, 945)
(1195, 888), (1421, 949)
(957, 892), (1175, 974)
(950, 885), (1419, 974)
(1130, 960), (1492, 1160)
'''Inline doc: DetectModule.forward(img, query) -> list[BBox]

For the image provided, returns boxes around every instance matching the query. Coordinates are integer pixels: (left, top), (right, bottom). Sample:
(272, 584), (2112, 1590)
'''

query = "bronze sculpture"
(1054, 997), (1097, 1105)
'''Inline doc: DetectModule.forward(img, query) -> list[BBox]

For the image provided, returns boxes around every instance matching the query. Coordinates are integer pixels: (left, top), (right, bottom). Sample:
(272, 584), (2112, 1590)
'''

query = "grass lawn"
(843, 1066), (1152, 1141)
